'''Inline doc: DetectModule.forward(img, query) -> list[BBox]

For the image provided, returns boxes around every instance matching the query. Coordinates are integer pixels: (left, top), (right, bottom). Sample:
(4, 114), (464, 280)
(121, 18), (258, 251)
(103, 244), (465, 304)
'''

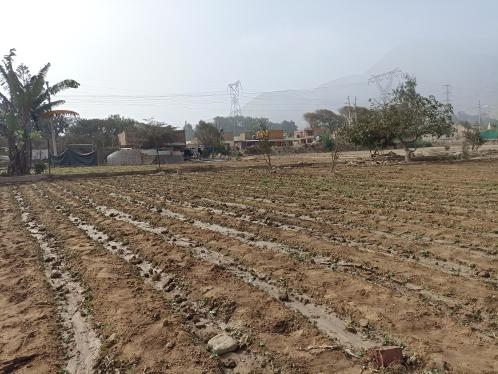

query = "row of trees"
(304, 77), (455, 162)
(183, 116), (297, 142)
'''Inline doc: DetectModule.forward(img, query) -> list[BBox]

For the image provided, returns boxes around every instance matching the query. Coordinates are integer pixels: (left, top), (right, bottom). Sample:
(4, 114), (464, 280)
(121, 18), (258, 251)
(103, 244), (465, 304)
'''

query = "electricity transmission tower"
(368, 68), (406, 103)
(442, 84), (452, 105)
(227, 80), (242, 117)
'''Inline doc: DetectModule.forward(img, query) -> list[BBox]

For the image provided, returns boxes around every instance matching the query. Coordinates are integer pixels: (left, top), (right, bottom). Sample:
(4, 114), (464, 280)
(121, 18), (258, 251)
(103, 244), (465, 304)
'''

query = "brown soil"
(1, 159), (497, 373)
(0, 191), (62, 373)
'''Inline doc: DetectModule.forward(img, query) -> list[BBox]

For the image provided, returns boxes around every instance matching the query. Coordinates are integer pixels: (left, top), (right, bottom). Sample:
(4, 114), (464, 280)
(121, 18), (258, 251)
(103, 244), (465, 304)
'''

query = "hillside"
(243, 41), (498, 127)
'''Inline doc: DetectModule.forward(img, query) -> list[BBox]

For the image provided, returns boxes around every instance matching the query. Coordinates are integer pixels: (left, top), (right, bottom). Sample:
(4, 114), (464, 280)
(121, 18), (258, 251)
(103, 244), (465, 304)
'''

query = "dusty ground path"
(0, 189), (62, 373)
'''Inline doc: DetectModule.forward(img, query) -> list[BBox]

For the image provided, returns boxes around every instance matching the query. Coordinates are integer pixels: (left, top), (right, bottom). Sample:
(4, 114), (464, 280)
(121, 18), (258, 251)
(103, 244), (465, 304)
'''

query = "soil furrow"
(45, 183), (498, 373)
(0, 189), (62, 374)
(21, 186), (224, 373)
(14, 190), (101, 374)
(70, 181), (498, 329)
(36, 184), (365, 373)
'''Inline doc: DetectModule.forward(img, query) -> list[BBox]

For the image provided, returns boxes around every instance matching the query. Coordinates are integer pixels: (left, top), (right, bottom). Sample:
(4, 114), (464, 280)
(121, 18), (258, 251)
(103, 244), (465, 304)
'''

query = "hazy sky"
(2, 0), (497, 126)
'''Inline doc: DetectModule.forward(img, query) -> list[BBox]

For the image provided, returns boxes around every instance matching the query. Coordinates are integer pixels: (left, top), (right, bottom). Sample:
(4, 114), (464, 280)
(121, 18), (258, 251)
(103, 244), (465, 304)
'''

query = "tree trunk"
(265, 152), (272, 169)
(6, 121), (32, 176)
(7, 139), (30, 176)
(401, 143), (412, 162)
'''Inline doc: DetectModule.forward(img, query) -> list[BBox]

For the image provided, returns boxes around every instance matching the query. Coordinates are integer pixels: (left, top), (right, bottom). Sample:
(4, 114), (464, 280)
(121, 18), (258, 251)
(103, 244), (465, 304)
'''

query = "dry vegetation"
(1, 160), (497, 373)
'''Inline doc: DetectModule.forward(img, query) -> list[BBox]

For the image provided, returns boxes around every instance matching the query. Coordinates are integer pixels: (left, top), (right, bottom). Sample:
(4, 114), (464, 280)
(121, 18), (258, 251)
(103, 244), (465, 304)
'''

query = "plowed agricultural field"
(1, 160), (497, 373)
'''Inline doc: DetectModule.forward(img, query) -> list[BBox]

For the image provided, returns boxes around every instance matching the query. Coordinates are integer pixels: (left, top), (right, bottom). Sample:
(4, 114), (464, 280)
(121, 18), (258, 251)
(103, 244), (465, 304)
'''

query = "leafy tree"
(194, 121), (223, 147)
(212, 116), (296, 137)
(0, 49), (79, 175)
(343, 105), (396, 154)
(65, 115), (137, 149)
(463, 128), (484, 151)
(136, 119), (176, 149)
(255, 118), (272, 169)
(303, 109), (345, 133)
(184, 122), (194, 141)
(304, 109), (346, 171)
(379, 77), (454, 161)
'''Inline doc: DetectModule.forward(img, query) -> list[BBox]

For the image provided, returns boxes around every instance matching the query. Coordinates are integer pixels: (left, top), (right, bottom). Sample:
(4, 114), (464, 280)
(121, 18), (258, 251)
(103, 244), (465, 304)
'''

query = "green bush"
(33, 163), (47, 174)
(319, 134), (335, 152)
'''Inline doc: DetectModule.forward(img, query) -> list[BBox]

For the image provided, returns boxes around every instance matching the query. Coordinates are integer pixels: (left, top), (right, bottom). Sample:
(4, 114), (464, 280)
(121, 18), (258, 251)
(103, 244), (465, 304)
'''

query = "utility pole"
(442, 84), (452, 105)
(478, 100), (482, 131)
(354, 96), (358, 125)
(45, 82), (58, 156)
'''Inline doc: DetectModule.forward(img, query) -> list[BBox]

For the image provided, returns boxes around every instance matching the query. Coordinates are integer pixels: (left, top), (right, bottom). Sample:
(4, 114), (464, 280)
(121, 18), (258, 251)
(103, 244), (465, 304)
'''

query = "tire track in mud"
(72, 181), (498, 328)
(44, 183), (498, 373)
(49, 185), (378, 353)
(34, 185), (368, 373)
(14, 190), (101, 374)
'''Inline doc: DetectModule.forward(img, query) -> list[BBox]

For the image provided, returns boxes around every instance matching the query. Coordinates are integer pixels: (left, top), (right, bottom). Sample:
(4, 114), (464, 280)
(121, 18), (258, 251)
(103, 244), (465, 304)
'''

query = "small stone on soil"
(166, 341), (175, 349)
(207, 334), (238, 355)
(359, 319), (369, 328)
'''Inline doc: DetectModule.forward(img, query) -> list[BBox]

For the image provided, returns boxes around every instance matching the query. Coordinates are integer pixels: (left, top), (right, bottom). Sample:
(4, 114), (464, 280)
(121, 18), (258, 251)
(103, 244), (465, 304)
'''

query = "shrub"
(33, 163), (47, 174)
(319, 134), (335, 152)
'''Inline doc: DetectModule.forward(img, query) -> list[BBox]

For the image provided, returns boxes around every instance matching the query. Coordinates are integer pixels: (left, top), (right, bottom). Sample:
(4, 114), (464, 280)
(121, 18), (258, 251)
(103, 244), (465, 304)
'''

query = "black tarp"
(50, 149), (97, 167)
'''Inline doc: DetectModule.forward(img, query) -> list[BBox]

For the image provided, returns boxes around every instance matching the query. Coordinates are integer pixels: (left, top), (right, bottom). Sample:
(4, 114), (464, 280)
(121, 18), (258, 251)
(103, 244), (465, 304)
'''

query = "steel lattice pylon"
(227, 80), (242, 117)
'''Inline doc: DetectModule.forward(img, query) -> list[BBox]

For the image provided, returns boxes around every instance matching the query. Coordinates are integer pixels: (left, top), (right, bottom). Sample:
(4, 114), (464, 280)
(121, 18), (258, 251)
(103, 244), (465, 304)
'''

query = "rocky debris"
(50, 270), (62, 279)
(106, 333), (117, 345)
(277, 290), (289, 302)
(429, 357), (449, 372)
(222, 358), (237, 369)
(207, 334), (238, 355)
(359, 319), (369, 328)
(165, 341), (175, 350)
(163, 282), (176, 292)
(478, 271), (490, 278)
(130, 257), (142, 265)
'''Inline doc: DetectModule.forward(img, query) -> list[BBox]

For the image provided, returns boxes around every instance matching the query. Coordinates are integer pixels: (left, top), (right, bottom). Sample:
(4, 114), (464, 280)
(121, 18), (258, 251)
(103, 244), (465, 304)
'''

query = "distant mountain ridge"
(243, 41), (498, 127)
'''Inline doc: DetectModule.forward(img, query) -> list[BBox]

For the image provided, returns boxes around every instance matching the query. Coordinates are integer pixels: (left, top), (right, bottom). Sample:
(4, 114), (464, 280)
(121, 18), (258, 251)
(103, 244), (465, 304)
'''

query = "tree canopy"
(303, 109), (345, 133)
(212, 116), (297, 137)
(0, 49), (79, 175)
(194, 121), (223, 147)
(344, 78), (454, 161)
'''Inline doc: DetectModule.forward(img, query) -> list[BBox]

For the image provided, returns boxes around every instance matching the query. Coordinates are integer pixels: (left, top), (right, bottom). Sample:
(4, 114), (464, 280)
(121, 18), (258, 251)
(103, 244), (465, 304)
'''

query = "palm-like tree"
(0, 49), (79, 175)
